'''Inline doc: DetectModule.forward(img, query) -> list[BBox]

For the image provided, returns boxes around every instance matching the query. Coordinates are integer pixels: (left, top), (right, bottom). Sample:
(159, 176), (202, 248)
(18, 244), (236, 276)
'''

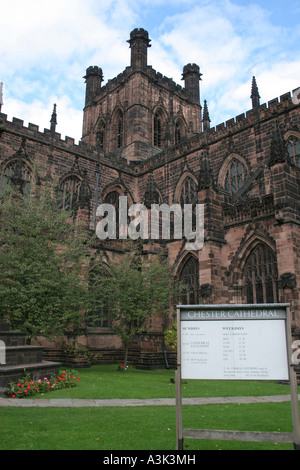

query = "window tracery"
(0, 159), (32, 194)
(154, 111), (162, 148)
(224, 158), (248, 196)
(243, 244), (278, 304)
(287, 138), (300, 167)
(96, 121), (106, 150)
(180, 176), (197, 206)
(58, 176), (81, 213)
(178, 256), (199, 305)
(87, 265), (111, 328)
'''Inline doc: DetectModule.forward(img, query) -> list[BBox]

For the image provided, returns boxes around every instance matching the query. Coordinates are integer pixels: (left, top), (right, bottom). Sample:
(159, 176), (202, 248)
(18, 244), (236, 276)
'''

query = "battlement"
(131, 87), (300, 173)
(0, 112), (93, 158)
(93, 64), (189, 102)
(128, 28), (151, 42)
(1, 85), (298, 177)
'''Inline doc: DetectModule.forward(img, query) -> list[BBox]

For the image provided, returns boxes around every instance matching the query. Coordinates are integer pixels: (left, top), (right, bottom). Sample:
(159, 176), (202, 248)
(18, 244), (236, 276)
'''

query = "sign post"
(176, 304), (300, 450)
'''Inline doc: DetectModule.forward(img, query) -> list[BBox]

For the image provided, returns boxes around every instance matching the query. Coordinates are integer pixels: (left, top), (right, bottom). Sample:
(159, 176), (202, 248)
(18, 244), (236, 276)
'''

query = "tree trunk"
(124, 342), (129, 368)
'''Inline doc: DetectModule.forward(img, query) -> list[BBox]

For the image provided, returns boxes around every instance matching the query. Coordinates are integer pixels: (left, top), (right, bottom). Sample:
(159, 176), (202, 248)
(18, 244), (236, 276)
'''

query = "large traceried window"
(58, 176), (81, 213)
(179, 256), (199, 305)
(103, 190), (122, 237)
(1, 159), (32, 194)
(180, 176), (197, 206)
(87, 265), (111, 328)
(287, 138), (300, 167)
(243, 244), (278, 304)
(225, 158), (249, 196)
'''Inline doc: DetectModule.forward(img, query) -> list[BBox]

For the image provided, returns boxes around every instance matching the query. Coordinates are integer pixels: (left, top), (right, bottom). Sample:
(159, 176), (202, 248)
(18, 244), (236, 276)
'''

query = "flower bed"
(6, 369), (80, 398)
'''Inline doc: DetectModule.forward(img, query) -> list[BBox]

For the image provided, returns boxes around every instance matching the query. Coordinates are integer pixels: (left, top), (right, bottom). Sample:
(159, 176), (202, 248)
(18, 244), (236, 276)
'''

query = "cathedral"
(0, 28), (300, 368)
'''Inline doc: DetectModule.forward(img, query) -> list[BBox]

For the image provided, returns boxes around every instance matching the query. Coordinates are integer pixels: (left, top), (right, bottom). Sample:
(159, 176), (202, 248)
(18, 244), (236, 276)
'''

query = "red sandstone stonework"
(0, 29), (300, 367)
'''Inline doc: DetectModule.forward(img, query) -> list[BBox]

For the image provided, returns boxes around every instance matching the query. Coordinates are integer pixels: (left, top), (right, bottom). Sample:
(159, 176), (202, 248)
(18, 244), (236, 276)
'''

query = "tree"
(89, 242), (178, 367)
(0, 181), (92, 341)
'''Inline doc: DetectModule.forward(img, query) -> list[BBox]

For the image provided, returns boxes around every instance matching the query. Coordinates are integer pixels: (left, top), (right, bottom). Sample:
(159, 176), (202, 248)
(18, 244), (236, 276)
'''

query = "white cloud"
(1, 0), (299, 141)
(5, 95), (83, 144)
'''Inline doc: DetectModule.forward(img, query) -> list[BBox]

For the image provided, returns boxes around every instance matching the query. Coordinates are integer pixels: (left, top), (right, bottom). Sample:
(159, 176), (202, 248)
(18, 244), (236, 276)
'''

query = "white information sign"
(180, 305), (289, 381)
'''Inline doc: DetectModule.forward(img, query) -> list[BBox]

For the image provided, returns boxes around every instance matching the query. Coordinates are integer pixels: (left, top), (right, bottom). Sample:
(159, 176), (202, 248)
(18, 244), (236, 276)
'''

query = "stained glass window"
(117, 114), (123, 149)
(58, 176), (81, 213)
(244, 244), (278, 304)
(154, 112), (162, 148)
(97, 122), (106, 150)
(287, 139), (300, 167)
(225, 158), (248, 195)
(87, 265), (111, 328)
(180, 177), (197, 206)
(0, 159), (32, 194)
(179, 256), (199, 305)
(175, 122), (181, 144)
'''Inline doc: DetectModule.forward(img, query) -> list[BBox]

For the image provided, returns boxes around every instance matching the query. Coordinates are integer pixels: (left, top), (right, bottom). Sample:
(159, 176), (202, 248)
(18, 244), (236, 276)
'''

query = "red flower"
(24, 390), (27, 393)
(11, 394), (16, 398)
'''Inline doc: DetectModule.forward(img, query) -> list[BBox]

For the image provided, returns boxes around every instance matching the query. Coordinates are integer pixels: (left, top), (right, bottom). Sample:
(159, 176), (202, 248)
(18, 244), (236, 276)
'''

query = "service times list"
(180, 309), (289, 381)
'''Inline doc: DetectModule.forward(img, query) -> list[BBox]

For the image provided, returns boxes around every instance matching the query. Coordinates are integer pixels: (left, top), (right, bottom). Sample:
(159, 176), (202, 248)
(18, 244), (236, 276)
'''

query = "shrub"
(6, 369), (80, 398)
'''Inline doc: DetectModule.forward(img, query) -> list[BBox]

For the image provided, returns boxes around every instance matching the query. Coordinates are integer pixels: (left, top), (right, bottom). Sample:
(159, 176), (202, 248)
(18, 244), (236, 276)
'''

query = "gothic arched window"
(117, 114), (123, 149)
(175, 119), (186, 145)
(225, 158), (248, 196)
(154, 111), (162, 148)
(0, 159), (32, 195)
(178, 256), (199, 305)
(180, 176), (197, 206)
(287, 138), (300, 167)
(96, 121), (106, 151)
(243, 244), (278, 304)
(112, 109), (124, 150)
(175, 122), (182, 144)
(103, 190), (122, 237)
(87, 264), (111, 328)
(58, 176), (81, 213)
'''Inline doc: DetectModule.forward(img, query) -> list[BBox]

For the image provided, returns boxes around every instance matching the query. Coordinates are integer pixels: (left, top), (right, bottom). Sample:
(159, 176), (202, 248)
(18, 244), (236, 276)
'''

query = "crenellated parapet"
(1, 84), (299, 178)
(0, 112), (97, 161)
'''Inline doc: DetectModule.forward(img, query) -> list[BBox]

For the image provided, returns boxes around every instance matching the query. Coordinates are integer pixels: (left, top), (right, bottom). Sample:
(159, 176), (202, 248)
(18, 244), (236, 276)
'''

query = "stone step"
(0, 332), (27, 347)
(0, 361), (62, 396)
(3, 345), (44, 367)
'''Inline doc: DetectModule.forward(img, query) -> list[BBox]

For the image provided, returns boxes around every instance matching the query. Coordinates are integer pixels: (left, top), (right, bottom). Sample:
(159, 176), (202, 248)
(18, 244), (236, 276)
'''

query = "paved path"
(0, 395), (299, 407)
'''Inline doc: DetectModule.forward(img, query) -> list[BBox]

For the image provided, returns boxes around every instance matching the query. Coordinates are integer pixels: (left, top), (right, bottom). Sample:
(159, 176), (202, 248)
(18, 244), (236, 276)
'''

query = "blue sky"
(1, 0), (299, 142)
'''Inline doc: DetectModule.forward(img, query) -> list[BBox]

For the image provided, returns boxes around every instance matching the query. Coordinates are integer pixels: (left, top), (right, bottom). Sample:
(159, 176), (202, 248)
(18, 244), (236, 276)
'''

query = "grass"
(27, 364), (293, 400)
(0, 364), (298, 451)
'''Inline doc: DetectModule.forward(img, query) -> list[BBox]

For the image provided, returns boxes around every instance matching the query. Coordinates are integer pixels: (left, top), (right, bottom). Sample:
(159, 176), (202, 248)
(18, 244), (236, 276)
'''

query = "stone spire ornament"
(251, 76), (260, 109)
(202, 100), (211, 131)
(50, 104), (57, 133)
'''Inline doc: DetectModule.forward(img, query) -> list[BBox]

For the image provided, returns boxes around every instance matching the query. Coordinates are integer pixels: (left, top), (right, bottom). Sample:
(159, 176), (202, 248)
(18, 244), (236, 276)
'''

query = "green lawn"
(0, 365), (298, 451)
(28, 364), (293, 400)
